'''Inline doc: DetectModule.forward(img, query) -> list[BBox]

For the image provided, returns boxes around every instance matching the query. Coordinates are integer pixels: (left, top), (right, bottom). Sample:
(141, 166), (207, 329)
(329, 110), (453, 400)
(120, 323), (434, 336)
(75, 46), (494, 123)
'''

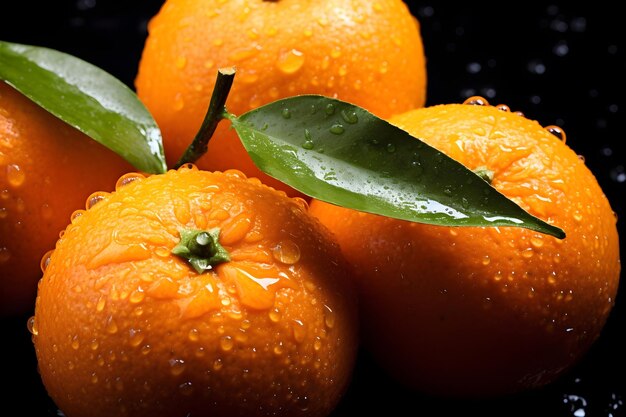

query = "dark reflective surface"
(1, 2), (624, 416)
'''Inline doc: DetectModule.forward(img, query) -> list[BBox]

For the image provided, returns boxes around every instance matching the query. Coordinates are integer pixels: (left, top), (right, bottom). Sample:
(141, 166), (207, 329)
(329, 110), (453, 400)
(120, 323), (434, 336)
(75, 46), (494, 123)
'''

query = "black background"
(1, 2), (624, 416)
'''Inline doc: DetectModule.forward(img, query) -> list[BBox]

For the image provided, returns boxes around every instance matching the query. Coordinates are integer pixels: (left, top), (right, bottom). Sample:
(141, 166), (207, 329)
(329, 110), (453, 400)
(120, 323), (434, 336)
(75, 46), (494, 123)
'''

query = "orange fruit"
(0, 81), (133, 317)
(308, 99), (621, 398)
(135, 0), (426, 195)
(31, 165), (358, 417)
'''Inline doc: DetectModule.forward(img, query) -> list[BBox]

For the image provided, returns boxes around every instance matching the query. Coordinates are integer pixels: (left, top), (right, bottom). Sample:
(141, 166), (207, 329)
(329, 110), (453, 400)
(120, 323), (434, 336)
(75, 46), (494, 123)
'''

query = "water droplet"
(386, 143), (396, 153)
(90, 373), (98, 384)
(6, 164), (25, 187)
(69, 209), (84, 224)
(129, 289), (145, 304)
(105, 317), (118, 334)
(71, 335), (80, 350)
(269, 308), (281, 322)
(338, 110), (358, 125)
(291, 319), (306, 343)
(220, 335), (234, 351)
(39, 249), (53, 273)
(530, 236), (544, 248)
(169, 358), (186, 376)
(179, 381), (194, 396)
(302, 129), (314, 149)
(329, 124), (345, 135)
(463, 96), (489, 106)
(141, 344), (152, 355)
(313, 337), (322, 351)
(273, 342), (284, 355)
(281, 108), (291, 119)
(522, 248), (534, 259)
(325, 103), (336, 115)
(277, 49), (305, 74)
(496, 104), (511, 112)
(27, 316), (38, 336)
(481, 255), (491, 266)
(129, 328), (144, 347)
(213, 358), (223, 371)
(0, 247), (10, 264)
(115, 173), (145, 190)
(324, 305), (336, 329)
(272, 240), (301, 264)
(188, 328), (200, 342)
(546, 125), (566, 143)
(86, 192), (109, 210)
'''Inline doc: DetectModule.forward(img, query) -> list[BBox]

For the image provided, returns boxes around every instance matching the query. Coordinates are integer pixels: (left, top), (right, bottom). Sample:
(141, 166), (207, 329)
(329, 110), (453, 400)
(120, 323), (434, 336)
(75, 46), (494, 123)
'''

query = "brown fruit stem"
(174, 67), (236, 168)
(171, 228), (230, 274)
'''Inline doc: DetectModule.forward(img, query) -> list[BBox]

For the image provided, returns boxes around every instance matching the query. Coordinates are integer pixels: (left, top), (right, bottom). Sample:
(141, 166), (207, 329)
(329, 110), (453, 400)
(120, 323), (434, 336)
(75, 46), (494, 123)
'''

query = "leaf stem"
(174, 67), (236, 168)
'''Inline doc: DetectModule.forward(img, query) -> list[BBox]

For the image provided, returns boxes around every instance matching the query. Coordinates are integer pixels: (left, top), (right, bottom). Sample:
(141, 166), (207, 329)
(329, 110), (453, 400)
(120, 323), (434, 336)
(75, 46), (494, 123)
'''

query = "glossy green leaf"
(230, 95), (565, 238)
(0, 40), (167, 174)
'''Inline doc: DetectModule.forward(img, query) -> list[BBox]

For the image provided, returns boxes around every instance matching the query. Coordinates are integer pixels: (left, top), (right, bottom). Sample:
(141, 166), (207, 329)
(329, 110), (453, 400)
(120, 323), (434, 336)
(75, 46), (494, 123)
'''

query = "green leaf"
(230, 95), (565, 239)
(0, 40), (167, 174)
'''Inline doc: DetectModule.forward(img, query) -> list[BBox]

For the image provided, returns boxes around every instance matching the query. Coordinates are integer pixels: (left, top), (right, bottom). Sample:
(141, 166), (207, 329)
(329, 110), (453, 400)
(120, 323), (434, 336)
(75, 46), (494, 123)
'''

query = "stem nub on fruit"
(172, 228), (230, 273)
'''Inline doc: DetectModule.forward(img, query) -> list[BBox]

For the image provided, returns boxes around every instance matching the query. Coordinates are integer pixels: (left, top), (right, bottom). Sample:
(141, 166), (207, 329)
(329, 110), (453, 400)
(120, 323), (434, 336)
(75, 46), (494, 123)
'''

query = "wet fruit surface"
(1, 2), (624, 416)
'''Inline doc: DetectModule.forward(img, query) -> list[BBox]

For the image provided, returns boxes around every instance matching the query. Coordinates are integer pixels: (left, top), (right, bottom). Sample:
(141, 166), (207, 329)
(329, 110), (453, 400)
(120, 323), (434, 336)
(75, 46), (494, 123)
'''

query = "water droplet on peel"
(213, 358), (223, 371)
(27, 316), (38, 336)
(313, 337), (322, 351)
(70, 209), (85, 224)
(530, 236), (544, 248)
(86, 192), (109, 210)
(273, 342), (284, 355)
(324, 305), (336, 329)
(329, 124), (345, 135)
(129, 289), (145, 304)
(179, 381), (194, 396)
(115, 173), (145, 190)
(220, 335), (234, 351)
(0, 247), (10, 264)
(129, 328), (144, 347)
(71, 335), (80, 350)
(482, 255), (491, 266)
(40, 250), (53, 273)
(277, 49), (305, 74)
(269, 308), (281, 322)
(496, 104), (510, 112)
(6, 164), (25, 187)
(291, 319), (306, 343)
(188, 328), (200, 342)
(463, 96), (489, 106)
(272, 240), (301, 264)
(105, 317), (118, 334)
(169, 358), (186, 376)
(546, 125), (566, 142)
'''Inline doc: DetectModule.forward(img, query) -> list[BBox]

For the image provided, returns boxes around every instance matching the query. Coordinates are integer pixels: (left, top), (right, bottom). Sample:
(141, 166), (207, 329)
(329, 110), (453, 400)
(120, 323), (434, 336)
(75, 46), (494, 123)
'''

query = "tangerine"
(0, 81), (132, 317)
(134, 0), (426, 195)
(308, 99), (621, 397)
(31, 165), (358, 417)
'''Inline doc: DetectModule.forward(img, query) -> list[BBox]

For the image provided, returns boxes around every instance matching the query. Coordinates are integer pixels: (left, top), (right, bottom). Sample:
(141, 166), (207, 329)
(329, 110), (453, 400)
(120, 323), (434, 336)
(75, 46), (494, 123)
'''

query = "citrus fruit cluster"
(0, 0), (619, 416)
